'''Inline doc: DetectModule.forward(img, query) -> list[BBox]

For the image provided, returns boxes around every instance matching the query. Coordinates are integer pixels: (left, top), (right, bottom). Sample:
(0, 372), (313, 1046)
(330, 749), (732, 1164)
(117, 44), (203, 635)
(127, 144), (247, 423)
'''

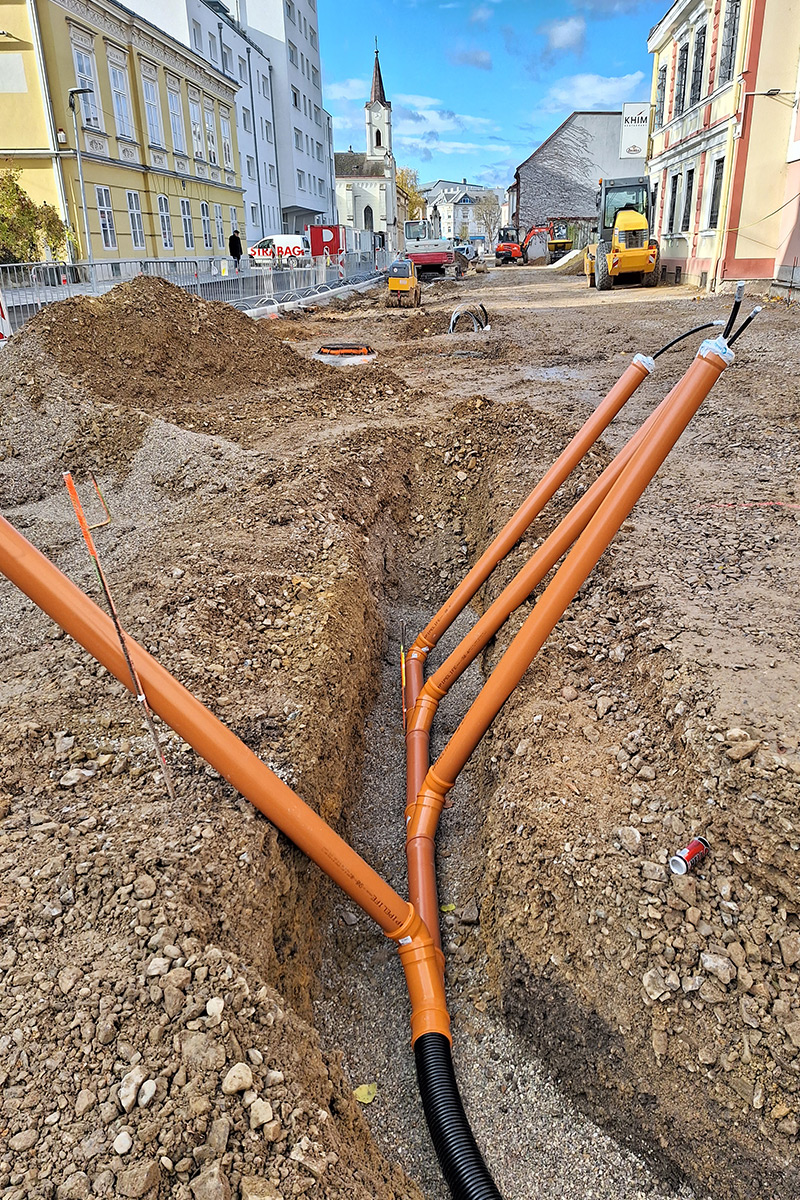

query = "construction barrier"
(0, 284), (11, 343)
(0, 250), (392, 334)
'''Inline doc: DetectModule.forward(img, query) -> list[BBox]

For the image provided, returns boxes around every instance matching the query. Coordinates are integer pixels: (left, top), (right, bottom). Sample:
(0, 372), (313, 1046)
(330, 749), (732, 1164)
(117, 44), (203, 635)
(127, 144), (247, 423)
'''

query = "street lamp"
(68, 87), (94, 267)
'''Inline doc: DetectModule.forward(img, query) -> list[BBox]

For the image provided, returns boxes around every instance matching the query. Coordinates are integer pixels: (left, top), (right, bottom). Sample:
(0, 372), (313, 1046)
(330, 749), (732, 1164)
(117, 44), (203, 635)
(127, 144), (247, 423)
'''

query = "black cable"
(652, 321), (724, 359)
(728, 305), (763, 345)
(415, 1033), (502, 1199)
(723, 280), (746, 339)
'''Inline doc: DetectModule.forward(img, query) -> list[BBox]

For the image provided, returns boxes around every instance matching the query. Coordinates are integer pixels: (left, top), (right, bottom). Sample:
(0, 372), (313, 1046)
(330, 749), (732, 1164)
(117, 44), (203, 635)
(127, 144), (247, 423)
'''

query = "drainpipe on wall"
(267, 63), (284, 233)
(26, 0), (72, 253)
(245, 45), (266, 238)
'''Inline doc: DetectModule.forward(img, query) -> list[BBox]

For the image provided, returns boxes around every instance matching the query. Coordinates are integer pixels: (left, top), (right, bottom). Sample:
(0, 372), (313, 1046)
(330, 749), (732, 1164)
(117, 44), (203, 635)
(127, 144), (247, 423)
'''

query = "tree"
(0, 170), (72, 264)
(474, 193), (502, 244)
(397, 166), (425, 220)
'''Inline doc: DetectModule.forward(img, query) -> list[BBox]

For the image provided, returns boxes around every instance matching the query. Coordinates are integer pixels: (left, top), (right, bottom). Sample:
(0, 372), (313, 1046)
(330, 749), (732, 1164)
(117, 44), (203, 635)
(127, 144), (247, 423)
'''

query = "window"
(205, 108), (218, 165)
(189, 98), (204, 158)
(142, 76), (163, 147)
(95, 186), (116, 249)
(291, 86), (300, 109)
(168, 88), (186, 154)
(674, 43), (688, 117)
(200, 201), (213, 249)
(309, 27), (317, 49)
(180, 198), (194, 249)
(208, 34), (218, 64)
(288, 41), (298, 66)
(261, 73), (270, 98)
(242, 107), (252, 133)
(364, 205), (373, 232)
(110, 64), (133, 139)
(708, 158), (725, 228)
(680, 169), (694, 232)
(250, 203), (259, 225)
(285, 0), (295, 22)
(718, 0), (741, 85)
(375, 129), (382, 148)
(125, 190), (145, 249)
(157, 194), (173, 249)
(311, 66), (319, 88)
(246, 155), (256, 179)
(268, 163), (276, 185)
(314, 104), (322, 125)
(222, 44), (233, 75)
(214, 203), (224, 248)
(73, 49), (100, 128)
(316, 141), (323, 161)
(294, 127), (303, 150)
(318, 178), (325, 197)
(265, 119), (274, 143)
(192, 21), (202, 52)
(297, 169), (305, 189)
(220, 114), (233, 169)
(667, 175), (680, 233)
(654, 64), (667, 130)
(230, 206), (238, 234)
(239, 57), (247, 82)
(690, 27), (706, 106)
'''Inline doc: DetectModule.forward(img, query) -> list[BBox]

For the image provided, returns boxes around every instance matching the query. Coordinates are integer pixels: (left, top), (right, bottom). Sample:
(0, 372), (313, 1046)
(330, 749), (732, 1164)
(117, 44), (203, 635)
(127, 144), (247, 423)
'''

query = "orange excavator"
(495, 221), (573, 265)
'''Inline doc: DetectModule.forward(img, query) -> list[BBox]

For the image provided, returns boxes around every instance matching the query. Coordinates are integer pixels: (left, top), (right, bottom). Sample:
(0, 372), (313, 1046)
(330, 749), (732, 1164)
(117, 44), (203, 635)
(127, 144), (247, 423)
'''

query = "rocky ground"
(0, 268), (797, 1199)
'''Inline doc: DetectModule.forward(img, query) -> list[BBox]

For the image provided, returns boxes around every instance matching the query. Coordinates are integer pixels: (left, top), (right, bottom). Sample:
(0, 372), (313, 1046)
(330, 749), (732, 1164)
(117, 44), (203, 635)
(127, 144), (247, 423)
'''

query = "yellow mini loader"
(584, 177), (660, 291)
(386, 258), (422, 308)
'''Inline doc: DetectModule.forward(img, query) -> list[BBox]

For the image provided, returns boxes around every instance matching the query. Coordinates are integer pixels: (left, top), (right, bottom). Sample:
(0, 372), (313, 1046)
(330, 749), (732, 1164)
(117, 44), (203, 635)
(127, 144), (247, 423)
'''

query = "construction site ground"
(0, 267), (798, 1200)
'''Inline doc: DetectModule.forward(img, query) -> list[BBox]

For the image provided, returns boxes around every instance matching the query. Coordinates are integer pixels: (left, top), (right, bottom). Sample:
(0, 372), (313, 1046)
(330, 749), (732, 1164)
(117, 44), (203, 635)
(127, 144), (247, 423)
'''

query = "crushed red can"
(669, 836), (710, 876)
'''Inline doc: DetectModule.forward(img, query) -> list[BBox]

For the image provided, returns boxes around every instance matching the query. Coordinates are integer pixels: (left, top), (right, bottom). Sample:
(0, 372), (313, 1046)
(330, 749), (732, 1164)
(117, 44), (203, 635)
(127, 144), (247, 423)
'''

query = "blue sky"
(318, 0), (667, 189)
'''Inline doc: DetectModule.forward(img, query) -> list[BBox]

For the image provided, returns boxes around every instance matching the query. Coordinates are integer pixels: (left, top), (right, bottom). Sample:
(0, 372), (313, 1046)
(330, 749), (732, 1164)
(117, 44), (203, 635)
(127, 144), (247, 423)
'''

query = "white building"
(131, 0), (336, 241)
(421, 179), (505, 244)
(334, 50), (399, 251)
(245, 0), (337, 233)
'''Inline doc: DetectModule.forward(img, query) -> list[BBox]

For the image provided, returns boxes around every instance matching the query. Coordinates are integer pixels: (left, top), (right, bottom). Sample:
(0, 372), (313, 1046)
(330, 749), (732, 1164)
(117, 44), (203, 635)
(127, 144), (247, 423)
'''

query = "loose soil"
(0, 270), (797, 1200)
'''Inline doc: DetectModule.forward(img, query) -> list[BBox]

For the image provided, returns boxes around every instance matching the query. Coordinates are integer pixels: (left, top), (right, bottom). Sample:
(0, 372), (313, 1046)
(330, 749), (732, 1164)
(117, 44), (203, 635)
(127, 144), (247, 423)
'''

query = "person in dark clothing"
(228, 230), (243, 268)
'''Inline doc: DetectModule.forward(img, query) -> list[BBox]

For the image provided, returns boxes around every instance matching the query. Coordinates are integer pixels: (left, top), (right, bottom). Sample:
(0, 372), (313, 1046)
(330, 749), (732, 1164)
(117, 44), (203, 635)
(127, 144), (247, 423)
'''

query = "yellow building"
(647, 0), (800, 290)
(0, 0), (244, 262)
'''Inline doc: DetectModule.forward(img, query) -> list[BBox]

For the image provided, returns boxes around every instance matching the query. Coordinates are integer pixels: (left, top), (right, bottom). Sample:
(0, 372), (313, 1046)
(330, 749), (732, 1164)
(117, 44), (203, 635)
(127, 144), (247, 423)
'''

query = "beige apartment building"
(1, 0), (244, 261)
(647, 0), (800, 290)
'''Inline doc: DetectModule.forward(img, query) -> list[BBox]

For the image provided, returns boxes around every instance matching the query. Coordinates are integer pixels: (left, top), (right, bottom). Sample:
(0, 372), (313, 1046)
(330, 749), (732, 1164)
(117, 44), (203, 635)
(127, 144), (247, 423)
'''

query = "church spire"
(370, 42), (387, 106)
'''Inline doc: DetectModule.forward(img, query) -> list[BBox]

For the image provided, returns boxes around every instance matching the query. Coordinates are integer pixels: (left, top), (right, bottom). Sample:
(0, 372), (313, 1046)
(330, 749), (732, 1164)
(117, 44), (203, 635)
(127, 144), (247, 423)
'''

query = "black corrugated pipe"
(415, 1032), (503, 1198)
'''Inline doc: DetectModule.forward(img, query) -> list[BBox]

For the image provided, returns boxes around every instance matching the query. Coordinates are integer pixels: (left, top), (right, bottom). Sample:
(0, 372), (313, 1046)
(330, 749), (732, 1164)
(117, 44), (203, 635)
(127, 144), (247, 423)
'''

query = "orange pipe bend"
(0, 517), (449, 1045)
(409, 354), (654, 660)
(429, 343), (731, 794)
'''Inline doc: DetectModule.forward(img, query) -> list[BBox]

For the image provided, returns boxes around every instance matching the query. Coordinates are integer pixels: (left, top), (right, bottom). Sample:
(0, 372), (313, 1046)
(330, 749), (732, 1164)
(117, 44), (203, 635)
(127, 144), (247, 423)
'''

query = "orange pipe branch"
(404, 378), (683, 947)
(0, 517), (450, 1046)
(407, 354), (654, 668)
(426, 343), (731, 811)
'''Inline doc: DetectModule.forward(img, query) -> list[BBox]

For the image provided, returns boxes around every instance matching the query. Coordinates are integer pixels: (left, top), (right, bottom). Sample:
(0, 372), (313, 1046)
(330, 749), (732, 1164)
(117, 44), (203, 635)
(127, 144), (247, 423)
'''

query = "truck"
(403, 213), (455, 277)
(583, 176), (660, 290)
(248, 233), (311, 268)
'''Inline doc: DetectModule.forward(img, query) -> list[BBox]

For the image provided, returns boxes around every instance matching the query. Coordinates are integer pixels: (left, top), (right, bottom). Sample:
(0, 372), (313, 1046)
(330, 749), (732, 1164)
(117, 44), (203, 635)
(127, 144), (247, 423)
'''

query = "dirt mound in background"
(14, 276), (322, 406)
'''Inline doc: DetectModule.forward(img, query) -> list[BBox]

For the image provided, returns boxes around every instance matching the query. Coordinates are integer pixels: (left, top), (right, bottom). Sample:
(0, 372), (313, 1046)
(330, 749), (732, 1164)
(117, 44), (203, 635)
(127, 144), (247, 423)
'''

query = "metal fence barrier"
(0, 249), (392, 335)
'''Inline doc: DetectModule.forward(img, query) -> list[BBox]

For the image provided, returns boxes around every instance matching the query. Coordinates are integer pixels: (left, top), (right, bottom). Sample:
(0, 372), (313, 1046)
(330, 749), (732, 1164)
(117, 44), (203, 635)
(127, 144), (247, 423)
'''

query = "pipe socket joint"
(389, 906), (452, 1045)
(632, 353), (655, 374)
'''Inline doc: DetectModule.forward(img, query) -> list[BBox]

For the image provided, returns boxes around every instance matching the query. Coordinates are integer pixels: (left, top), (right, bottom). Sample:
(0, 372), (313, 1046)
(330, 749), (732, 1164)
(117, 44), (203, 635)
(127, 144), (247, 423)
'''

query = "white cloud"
(470, 4), (493, 20)
(540, 16), (586, 53)
(325, 78), (369, 101)
(396, 136), (511, 156)
(448, 49), (493, 70)
(541, 70), (646, 112)
(395, 93), (442, 109)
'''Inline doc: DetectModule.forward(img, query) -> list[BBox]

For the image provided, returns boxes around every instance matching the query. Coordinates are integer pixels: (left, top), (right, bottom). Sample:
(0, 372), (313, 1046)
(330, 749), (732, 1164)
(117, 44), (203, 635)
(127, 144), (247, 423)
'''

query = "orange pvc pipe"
(428, 344), (731, 797)
(408, 354), (654, 663)
(0, 516), (450, 1045)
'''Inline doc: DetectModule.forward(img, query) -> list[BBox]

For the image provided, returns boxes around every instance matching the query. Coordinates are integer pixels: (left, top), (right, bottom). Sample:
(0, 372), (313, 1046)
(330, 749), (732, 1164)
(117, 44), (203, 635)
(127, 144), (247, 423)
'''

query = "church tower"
(365, 46), (392, 159)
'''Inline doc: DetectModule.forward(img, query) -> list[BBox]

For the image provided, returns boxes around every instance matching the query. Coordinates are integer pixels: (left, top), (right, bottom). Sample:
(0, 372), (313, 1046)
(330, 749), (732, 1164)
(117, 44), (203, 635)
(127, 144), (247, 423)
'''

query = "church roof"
(335, 150), (386, 178)
(369, 49), (389, 107)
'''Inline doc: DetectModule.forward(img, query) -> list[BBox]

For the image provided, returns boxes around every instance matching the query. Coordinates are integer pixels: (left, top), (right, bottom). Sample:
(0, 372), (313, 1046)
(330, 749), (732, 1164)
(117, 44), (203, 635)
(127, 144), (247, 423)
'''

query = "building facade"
(647, 0), (800, 290)
(244, 0), (337, 234)
(421, 180), (505, 245)
(334, 51), (399, 251)
(1, 0), (243, 262)
(513, 111), (647, 253)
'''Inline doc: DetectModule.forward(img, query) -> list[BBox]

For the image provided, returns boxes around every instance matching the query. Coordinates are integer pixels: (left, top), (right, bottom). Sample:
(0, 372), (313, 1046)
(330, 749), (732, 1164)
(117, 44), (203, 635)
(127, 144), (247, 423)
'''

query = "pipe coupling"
(388, 906), (452, 1045)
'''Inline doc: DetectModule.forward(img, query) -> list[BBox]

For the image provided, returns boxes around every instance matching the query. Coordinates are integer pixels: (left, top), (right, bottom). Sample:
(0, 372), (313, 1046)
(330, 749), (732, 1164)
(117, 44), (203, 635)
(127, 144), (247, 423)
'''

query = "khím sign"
(620, 103), (650, 159)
